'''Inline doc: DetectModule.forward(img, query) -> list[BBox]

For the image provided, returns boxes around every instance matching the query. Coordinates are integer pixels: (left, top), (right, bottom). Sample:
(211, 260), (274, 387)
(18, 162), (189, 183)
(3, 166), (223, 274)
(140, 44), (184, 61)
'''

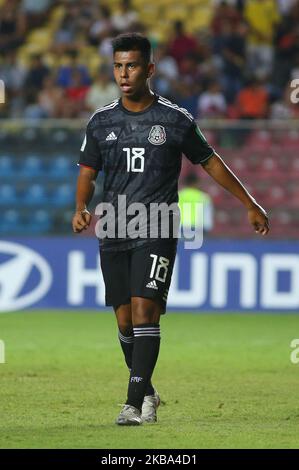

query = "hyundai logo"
(0, 241), (52, 312)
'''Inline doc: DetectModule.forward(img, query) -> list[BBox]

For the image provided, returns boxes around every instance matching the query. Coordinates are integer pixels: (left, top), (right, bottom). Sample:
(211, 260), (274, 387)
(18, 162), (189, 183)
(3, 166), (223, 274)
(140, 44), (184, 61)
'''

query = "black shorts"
(100, 240), (177, 314)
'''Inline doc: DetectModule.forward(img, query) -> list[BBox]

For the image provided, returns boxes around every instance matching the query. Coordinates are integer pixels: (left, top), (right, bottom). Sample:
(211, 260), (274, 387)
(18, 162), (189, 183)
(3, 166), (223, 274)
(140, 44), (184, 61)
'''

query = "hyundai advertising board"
(0, 238), (298, 312)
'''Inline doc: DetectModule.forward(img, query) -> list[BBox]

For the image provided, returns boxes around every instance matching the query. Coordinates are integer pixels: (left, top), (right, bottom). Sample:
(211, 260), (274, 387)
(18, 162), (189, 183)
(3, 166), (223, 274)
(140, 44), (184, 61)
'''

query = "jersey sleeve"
(78, 124), (102, 171)
(182, 121), (215, 165)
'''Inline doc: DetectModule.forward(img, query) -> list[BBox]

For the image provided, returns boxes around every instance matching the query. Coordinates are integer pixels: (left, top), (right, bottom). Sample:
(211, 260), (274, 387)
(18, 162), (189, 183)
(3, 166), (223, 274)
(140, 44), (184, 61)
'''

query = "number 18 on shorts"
(100, 240), (177, 313)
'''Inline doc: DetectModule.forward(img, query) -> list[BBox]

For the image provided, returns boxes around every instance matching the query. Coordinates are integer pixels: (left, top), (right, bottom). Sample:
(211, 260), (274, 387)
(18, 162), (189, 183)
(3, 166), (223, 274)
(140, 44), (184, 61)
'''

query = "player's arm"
(202, 153), (269, 235)
(72, 166), (98, 233)
(182, 122), (269, 236)
(72, 124), (102, 233)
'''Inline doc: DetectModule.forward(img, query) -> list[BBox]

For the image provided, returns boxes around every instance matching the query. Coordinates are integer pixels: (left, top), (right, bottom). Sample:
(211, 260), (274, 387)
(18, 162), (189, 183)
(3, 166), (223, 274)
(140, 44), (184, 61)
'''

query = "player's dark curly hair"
(111, 33), (152, 64)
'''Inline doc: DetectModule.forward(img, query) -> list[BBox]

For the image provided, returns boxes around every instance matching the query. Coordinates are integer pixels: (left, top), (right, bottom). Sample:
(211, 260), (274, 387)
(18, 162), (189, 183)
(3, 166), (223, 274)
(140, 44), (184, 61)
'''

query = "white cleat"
(115, 404), (142, 426)
(141, 389), (160, 423)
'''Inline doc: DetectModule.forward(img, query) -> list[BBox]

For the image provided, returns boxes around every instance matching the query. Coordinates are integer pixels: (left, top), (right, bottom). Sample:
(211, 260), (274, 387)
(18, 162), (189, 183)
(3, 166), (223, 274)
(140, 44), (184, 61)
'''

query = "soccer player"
(72, 33), (269, 426)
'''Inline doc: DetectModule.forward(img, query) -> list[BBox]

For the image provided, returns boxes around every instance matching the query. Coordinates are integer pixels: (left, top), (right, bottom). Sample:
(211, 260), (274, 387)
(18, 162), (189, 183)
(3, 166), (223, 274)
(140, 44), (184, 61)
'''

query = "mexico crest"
(148, 125), (166, 145)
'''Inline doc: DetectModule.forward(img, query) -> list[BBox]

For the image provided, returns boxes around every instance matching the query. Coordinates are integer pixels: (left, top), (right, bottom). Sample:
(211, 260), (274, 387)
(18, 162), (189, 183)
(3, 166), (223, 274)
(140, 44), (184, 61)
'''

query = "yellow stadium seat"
(187, 7), (212, 31)
(164, 7), (188, 22)
(49, 5), (65, 25)
(27, 28), (52, 49)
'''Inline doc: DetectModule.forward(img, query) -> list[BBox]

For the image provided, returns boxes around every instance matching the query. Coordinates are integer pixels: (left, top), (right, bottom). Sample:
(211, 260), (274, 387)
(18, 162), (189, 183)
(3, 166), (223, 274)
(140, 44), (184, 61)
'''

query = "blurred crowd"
(1, 0), (299, 120)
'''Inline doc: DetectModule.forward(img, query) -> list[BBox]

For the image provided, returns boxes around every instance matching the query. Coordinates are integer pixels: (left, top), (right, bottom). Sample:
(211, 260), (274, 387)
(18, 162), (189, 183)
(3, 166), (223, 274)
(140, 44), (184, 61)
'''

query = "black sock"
(126, 323), (160, 410)
(118, 330), (155, 396)
(118, 330), (134, 370)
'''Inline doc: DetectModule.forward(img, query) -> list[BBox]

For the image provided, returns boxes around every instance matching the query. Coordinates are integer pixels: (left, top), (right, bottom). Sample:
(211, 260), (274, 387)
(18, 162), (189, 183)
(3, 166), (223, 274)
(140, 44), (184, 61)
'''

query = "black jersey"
(79, 94), (214, 251)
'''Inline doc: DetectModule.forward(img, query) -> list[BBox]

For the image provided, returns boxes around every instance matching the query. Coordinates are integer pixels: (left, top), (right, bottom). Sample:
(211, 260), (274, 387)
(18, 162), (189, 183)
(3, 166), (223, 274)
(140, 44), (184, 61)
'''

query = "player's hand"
(72, 209), (92, 233)
(247, 203), (269, 236)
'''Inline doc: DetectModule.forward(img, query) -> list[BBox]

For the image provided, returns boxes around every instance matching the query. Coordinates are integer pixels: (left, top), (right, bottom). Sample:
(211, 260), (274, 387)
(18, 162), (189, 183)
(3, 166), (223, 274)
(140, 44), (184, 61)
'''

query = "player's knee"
(114, 303), (132, 335)
(118, 323), (133, 336)
(132, 299), (161, 325)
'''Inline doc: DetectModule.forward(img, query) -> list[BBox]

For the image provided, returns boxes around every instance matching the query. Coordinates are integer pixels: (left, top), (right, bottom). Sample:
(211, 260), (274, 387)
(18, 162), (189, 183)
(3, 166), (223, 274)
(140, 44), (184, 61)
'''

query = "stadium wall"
(0, 238), (298, 313)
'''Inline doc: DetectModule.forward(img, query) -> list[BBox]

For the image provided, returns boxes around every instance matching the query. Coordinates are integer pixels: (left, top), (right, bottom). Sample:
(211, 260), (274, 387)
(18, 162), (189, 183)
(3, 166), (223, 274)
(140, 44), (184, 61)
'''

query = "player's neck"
(121, 89), (155, 113)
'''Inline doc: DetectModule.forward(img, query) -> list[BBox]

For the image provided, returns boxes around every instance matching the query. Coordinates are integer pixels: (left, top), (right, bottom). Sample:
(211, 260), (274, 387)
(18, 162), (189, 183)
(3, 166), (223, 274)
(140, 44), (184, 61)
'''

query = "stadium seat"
(51, 184), (73, 206)
(0, 210), (23, 234)
(281, 130), (299, 149)
(48, 156), (73, 179)
(0, 156), (14, 179)
(20, 155), (44, 178)
(227, 155), (252, 177)
(289, 156), (299, 178)
(245, 130), (272, 150)
(23, 184), (49, 206)
(203, 183), (225, 205)
(288, 187), (299, 208)
(28, 210), (52, 233)
(0, 185), (18, 205)
(261, 185), (289, 207)
(253, 156), (282, 179)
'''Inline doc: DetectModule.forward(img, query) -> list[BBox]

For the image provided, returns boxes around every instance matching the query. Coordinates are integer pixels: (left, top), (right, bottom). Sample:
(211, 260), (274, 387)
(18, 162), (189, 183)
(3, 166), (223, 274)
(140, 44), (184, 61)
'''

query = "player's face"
(113, 50), (154, 99)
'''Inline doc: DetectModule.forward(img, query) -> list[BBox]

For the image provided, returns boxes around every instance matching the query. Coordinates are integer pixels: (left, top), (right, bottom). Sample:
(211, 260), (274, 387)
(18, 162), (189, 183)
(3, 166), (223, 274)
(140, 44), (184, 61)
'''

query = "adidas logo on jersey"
(106, 131), (117, 141)
(146, 280), (158, 290)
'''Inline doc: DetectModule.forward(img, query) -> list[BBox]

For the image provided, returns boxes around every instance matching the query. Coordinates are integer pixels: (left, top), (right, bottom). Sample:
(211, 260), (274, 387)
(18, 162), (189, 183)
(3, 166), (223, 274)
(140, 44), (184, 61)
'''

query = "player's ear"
(147, 62), (155, 78)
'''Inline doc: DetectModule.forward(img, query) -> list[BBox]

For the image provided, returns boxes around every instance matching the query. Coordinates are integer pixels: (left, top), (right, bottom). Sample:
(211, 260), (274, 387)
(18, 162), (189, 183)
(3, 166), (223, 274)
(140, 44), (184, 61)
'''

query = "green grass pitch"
(0, 311), (298, 449)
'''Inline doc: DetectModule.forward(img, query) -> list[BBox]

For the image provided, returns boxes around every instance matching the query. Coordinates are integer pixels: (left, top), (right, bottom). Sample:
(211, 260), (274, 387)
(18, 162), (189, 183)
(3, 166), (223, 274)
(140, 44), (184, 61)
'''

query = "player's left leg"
(126, 297), (161, 422)
(116, 298), (161, 426)
(115, 303), (157, 397)
(115, 303), (134, 370)
(117, 240), (177, 425)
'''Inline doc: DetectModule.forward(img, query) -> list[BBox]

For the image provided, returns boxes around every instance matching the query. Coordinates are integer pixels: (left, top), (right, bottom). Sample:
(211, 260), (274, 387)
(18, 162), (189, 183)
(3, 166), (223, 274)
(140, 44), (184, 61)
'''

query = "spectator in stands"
(38, 75), (64, 118)
(273, 2), (299, 88)
(235, 75), (269, 119)
(52, 1), (91, 54)
(0, 50), (27, 94)
(277, 0), (297, 15)
(0, 0), (297, 121)
(24, 89), (47, 119)
(111, 0), (139, 33)
(168, 20), (199, 70)
(65, 69), (90, 117)
(213, 19), (247, 103)
(85, 63), (119, 112)
(20, 0), (52, 29)
(24, 53), (50, 98)
(153, 43), (179, 98)
(174, 53), (202, 115)
(0, 50), (27, 116)
(197, 80), (227, 119)
(180, 53), (202, 87)
(56, 49), (91, 88)
(0, 0), (27, 53)
(178, 173), (214, 235)
(177, 85), (200, 118)
(89, 5), (113, 47)
(244, 0), (280, 77)
(211, 0), (241, 35)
